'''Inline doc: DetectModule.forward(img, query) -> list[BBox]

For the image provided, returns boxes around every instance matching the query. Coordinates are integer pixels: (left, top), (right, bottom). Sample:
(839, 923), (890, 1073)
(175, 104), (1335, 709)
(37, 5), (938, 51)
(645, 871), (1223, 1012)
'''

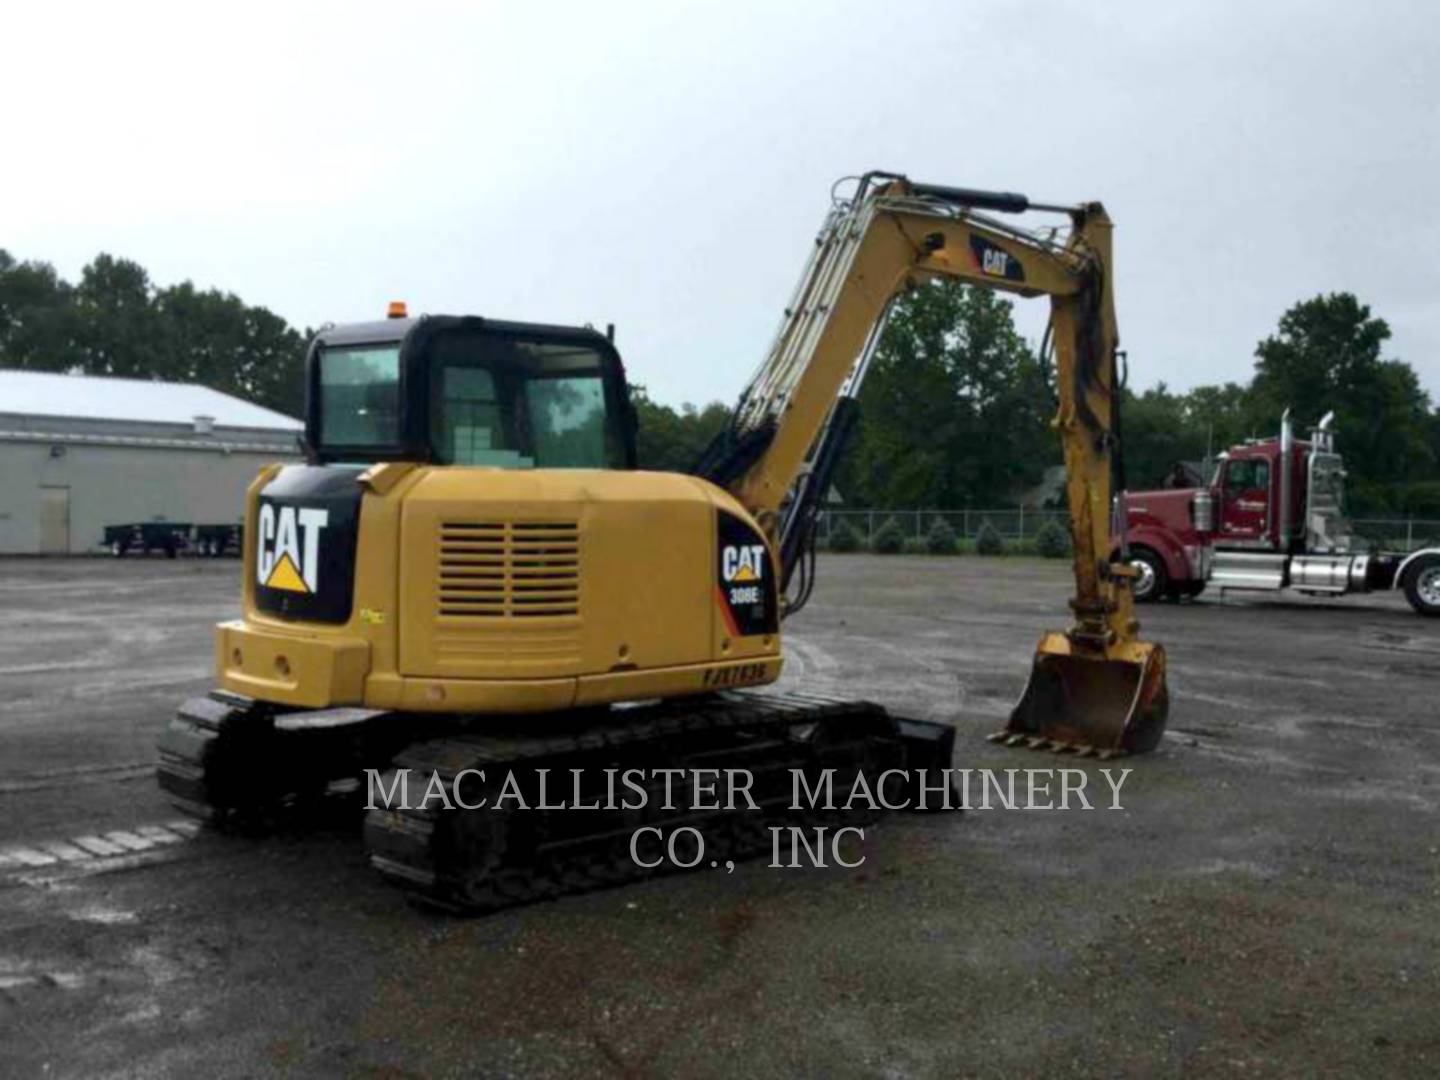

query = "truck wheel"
(1403, 555), (1440, 616)
(1128, 548), (1167, 603)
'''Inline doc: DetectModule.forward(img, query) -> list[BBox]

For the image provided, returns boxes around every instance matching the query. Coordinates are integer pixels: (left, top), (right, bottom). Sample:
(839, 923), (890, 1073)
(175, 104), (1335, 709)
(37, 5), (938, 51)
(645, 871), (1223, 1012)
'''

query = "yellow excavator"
(159, 173), (1168, 911)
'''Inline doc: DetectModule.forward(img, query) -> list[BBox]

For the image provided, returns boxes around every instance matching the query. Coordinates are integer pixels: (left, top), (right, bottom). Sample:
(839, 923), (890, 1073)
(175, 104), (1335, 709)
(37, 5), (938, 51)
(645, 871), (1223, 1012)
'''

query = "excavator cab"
(305, 314), (637, 471)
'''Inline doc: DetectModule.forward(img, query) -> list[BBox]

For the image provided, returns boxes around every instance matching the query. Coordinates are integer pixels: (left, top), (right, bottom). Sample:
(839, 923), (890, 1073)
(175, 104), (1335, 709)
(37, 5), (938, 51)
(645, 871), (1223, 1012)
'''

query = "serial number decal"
(702, 663), (770, 689)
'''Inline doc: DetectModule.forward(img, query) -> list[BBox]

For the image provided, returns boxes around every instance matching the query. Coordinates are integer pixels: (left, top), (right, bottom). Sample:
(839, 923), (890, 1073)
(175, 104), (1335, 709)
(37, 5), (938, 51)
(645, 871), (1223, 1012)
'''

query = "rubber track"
(157, 692), (407, 826)
(156, 691), (281, 822)
(363, 692), (903, 914)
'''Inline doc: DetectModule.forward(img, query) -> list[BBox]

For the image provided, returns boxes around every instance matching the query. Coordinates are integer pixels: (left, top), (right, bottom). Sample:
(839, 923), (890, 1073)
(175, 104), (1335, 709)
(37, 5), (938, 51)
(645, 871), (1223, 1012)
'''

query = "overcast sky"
(6, 1), (1437, 409)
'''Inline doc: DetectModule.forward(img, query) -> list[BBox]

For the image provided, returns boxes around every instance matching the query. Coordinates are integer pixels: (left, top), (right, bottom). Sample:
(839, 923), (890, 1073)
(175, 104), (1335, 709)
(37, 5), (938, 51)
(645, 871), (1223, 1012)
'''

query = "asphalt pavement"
(0, 555), (1436, 1077)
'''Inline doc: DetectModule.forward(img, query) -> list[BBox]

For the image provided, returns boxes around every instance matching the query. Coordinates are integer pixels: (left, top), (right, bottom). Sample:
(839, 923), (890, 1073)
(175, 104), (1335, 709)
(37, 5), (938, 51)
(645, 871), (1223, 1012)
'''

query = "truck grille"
(437, 522), (580, 619)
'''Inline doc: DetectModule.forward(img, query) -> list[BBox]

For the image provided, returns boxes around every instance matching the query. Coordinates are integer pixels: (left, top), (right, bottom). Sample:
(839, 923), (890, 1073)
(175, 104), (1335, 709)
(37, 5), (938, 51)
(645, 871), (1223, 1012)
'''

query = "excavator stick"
(994, 632), (1168, 757)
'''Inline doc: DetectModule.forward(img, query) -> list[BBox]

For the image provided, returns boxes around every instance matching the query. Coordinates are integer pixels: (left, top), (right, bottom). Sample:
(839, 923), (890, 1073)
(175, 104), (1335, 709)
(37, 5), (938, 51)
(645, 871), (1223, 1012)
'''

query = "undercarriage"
(157, 691), (955, 913)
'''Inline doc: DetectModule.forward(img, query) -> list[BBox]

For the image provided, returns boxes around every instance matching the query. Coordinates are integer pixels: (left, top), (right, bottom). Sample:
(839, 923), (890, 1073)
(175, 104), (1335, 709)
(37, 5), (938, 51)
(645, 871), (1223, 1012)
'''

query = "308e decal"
(715, 511), (778, 638)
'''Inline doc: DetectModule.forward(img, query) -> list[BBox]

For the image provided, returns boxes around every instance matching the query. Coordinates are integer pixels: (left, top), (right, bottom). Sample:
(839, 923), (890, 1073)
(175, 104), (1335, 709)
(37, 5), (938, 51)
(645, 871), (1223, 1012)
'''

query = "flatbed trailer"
(103, 523), (243, 558)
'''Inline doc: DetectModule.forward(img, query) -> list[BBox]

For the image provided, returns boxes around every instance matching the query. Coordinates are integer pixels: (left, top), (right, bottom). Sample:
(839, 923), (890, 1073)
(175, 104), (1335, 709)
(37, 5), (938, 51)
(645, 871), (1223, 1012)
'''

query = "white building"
(0, 370), (302, 554)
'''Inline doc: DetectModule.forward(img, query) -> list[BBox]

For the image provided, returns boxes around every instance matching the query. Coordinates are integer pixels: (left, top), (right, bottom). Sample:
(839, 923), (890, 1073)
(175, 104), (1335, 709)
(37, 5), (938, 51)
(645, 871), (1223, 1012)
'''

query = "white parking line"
(72, 836), (123, 857)
(103, 831), (154, 852)
(41, 842), (92, 862)
(1, 822), (199, 879)
(135, 825), (184, 845)
(3, 848), (58, 868)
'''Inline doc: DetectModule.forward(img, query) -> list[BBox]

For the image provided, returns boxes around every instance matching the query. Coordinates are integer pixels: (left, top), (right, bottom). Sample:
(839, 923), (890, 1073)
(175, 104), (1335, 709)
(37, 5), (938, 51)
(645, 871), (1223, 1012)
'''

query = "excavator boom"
(704, 173), (1169, 755)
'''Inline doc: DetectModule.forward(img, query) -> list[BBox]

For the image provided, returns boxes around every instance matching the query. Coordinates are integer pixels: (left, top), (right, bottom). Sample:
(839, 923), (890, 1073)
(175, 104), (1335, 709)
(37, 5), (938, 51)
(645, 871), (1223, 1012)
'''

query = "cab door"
(1218, 456), (1272, 545)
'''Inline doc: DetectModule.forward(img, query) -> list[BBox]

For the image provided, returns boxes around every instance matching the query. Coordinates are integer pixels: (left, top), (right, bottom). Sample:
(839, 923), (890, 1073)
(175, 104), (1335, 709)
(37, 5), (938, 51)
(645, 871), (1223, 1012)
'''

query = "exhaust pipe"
(1278, 409), (1293, 549)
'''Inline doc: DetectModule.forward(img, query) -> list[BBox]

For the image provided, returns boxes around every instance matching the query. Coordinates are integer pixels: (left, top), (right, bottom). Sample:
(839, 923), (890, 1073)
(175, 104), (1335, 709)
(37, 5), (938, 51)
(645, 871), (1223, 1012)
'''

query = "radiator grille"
(437, 521), (580, 619)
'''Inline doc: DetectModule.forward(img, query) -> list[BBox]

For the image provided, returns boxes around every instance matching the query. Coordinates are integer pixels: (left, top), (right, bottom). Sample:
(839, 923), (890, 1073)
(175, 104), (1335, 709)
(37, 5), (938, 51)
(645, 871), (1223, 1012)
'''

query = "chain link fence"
(819, 509), (1069, 544)
(1350, 518), (1440, 552)
(819, 509), (1440, 552)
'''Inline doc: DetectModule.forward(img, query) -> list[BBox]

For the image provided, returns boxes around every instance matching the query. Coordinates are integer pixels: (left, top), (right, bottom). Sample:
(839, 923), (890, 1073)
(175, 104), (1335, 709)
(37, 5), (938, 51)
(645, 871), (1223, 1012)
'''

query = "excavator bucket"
(992, 632), (1168, 757)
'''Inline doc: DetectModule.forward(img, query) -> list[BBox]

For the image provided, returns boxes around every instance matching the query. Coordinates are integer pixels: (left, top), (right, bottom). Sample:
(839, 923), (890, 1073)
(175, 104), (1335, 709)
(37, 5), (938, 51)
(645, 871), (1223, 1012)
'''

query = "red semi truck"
(1121, 411), (1440, 616)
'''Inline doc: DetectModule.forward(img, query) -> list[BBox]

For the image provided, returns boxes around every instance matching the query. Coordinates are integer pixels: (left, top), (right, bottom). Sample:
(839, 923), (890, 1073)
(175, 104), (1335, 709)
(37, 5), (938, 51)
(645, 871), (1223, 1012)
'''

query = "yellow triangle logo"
(265, 553), (309, 593)
(733, 563), (758, 582)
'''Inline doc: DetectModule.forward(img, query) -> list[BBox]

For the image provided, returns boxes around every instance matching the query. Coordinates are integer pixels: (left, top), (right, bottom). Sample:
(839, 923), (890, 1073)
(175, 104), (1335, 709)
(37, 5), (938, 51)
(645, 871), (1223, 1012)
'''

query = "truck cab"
(1121, 413), (1439, 615)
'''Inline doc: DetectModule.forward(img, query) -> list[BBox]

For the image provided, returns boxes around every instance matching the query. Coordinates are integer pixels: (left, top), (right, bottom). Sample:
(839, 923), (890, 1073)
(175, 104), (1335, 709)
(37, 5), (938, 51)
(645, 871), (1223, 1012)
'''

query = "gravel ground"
(0, 555), (1436, 1078)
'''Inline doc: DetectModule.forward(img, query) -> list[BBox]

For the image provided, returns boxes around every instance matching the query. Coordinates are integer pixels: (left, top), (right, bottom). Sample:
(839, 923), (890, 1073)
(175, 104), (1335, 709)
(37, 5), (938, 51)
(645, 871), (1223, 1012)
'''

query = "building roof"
(0, 369), (301, 430)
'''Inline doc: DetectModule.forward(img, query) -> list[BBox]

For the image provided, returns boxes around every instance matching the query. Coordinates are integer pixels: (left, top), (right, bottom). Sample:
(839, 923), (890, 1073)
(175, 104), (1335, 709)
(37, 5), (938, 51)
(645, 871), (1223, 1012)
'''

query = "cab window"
(318, 345), (401, 448)
(1224, 459), (1270, 497)
(428, 332), (623, 468)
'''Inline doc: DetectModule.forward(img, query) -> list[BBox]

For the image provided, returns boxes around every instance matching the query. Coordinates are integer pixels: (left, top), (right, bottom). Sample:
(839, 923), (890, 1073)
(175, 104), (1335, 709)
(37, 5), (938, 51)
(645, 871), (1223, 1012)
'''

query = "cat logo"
(256, 504), (329, 594)
(721, 543), (766, 583)
(969, 235), (1025, 283)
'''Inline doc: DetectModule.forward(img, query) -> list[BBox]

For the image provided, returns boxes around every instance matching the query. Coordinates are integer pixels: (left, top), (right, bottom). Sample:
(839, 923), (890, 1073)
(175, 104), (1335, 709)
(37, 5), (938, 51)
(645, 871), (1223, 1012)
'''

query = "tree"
(1120, 383), (1192, 489)
(71, 254), (164, 378)
(1250, 293), (1433, 512)
(0, 251), (80, 371)
(841, 280), (1054, 508)
(0, 249), (310, 418)
(1119, 381), (1256, 489)
(1179, 382), (1254, 459)
(630, 385), (730, 471)
(154, 282), (307, 414)
(1251, 293), (1391, 426)
(237, 307), (308, 415)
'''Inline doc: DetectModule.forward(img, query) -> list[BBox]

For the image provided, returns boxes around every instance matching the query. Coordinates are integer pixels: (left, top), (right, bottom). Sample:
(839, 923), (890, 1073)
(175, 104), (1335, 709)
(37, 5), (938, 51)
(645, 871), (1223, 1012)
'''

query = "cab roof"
(313, 315), (614, 350)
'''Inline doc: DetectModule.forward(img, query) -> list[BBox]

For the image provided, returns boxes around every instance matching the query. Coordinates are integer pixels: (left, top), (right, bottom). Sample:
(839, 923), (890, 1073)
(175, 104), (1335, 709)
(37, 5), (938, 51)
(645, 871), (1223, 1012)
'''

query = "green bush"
(828, 520), (862, 553)
(1034, 518), (1071, 559)
(901, 536), (929, 555)
(975, 519), (1005, 556)
(872, 517), (906, 554)
(925, 517), (959, 555)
